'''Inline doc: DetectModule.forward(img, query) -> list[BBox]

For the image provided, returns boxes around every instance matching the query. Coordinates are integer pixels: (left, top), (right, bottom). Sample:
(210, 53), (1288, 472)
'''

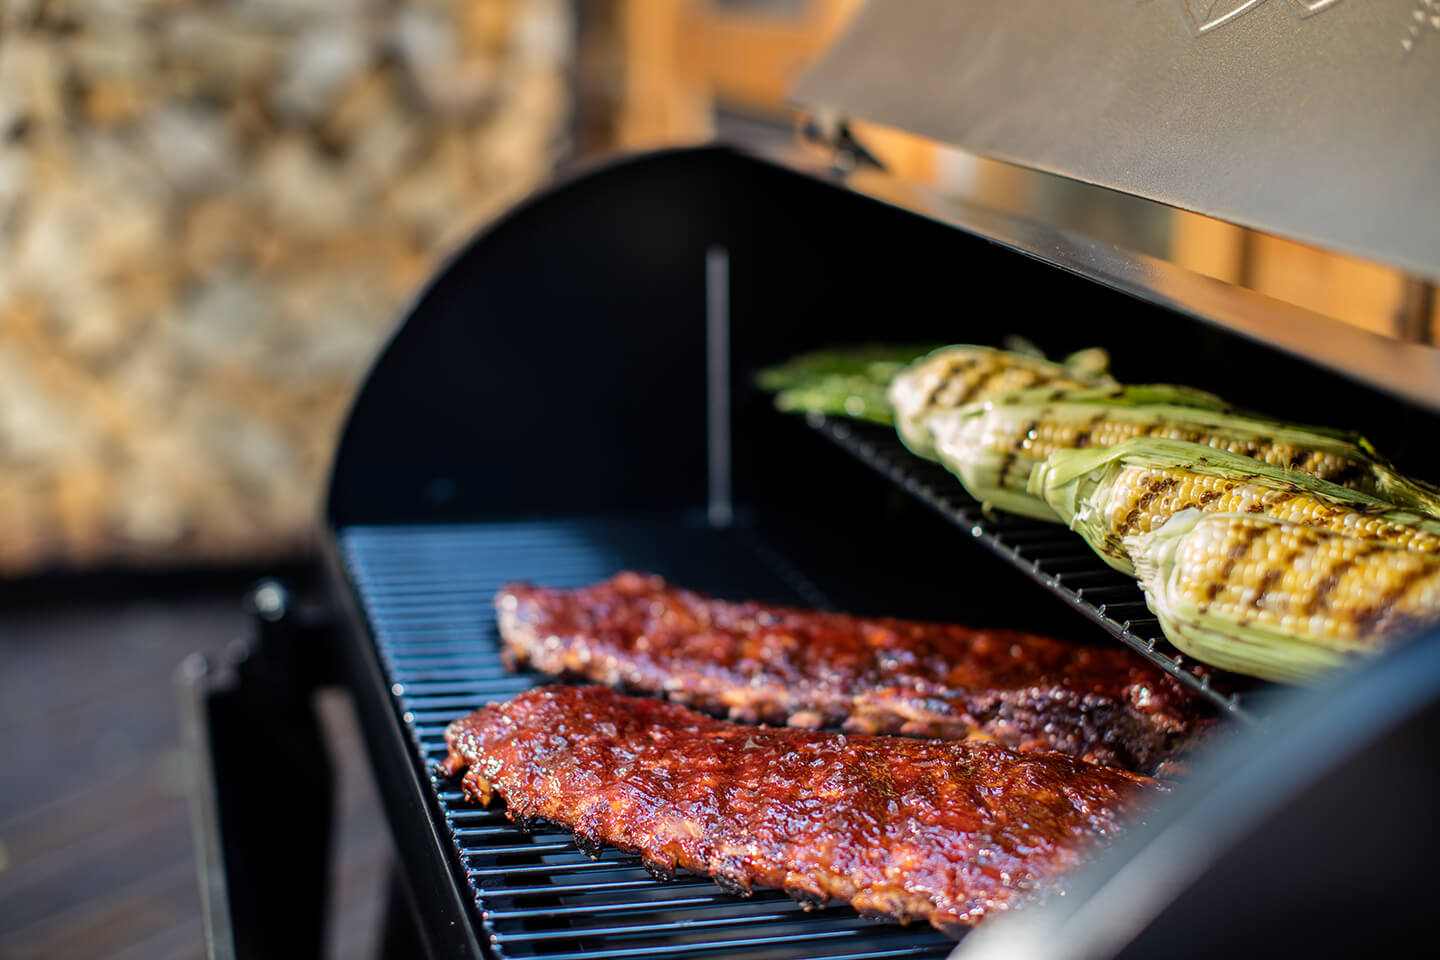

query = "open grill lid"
(794, 0), (1440, 279)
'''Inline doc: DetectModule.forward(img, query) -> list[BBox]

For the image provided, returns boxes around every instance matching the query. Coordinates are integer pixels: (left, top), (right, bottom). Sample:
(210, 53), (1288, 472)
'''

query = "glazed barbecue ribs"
(442, 685), (1160, 935)
(496, 572), (1211, 774)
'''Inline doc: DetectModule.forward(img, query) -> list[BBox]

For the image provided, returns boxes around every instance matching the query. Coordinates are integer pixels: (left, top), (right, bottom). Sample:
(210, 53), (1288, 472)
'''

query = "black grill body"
(318, 146), (1440, 960)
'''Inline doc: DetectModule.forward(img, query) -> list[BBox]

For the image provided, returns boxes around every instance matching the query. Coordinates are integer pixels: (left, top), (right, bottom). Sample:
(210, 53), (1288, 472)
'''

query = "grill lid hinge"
(800, 110), (885, 178)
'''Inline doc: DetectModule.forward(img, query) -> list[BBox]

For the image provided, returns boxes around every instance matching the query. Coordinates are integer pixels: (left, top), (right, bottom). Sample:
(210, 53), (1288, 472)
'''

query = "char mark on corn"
(1037, 439), (1440, 576)
(1127, 510), (1440, 682)
(890, 346), (1117, 460)
(939, 395), (1440, 525)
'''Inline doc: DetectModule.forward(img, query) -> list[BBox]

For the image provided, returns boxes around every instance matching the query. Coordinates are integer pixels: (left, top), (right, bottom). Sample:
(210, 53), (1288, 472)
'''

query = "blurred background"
(0, 0), (1433, 576)
(0, 1), (1433, 957)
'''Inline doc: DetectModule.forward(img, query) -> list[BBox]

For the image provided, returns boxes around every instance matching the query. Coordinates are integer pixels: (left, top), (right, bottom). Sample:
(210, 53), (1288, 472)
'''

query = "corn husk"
(1032, 438), (1440, 575)
(1128, 509), (1440, 684)
(887, 346), (1118, 459)
(755, 344), (942, 425)
(983, 383), (1234, 412)
(929, 388), (1440, 523)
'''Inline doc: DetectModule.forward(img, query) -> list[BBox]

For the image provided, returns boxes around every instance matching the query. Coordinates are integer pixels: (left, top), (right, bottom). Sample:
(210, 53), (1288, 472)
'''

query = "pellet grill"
(182, 3), (1440, 958)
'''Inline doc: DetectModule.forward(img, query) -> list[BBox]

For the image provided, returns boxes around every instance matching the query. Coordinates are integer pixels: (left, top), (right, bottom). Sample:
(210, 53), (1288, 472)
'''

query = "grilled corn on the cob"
(888, 346), (1117, 459)
(1032, 438), (1440, 575)
(1128, 509), (1440, 683)
(928, 388), (1440, 522)
(757, 344), (940, 425)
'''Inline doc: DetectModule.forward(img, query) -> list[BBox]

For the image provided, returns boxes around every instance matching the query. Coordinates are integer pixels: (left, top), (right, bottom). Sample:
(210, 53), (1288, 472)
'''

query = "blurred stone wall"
(0, 0), (573, 572)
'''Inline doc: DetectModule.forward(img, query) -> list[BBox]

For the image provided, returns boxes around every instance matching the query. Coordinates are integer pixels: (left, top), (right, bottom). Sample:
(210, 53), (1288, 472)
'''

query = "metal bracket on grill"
(800, 110), (885, 177)
(707, 245), (734, 528)
(177, 579), (369, 960)
(177, 654), (237, 960)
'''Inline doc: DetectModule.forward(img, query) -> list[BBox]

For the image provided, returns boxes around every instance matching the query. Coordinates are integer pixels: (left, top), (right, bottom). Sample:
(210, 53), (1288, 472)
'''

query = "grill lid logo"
(1136, 0), (1436, 55)
(1133, 0), (1343, 36)
(1401, 0), (1440, 52)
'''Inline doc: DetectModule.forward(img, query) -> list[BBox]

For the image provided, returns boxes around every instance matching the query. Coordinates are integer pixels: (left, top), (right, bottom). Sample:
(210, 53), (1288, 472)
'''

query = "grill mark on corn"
(1022, 368), (1052, 388)
(1252, 527), (1309, 610)
(1254, 567), (1285, 609)
(1071, 412), (1109, 450)
(957, 364), (1006, 404)
(1206, 522), (1270, 601)
(923, 357), (981, 410)
(1116, 476), (1180, 537)
(1303, 541), (1387, 615)
(1354, 563), (1436, 635)
(1016, 370), (1048, 393)
(997, 417), (1042, 489)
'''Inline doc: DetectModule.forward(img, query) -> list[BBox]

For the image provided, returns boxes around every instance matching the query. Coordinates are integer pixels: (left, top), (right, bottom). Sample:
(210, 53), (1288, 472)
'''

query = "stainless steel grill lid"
(794, 0), (1440, 279)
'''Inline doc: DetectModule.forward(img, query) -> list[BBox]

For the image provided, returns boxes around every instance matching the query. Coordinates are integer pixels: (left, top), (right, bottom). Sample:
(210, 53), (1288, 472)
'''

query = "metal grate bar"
(516, 928), (935, 960)
(413, 724), (457, 737)
(395, 680), (524, 694)
(1070, 584), (1140, 600)
(389, 658), (516, 670)
(461, 842), (578, 857)
(480, 878), (719, 898)
(466, 859), (650, 879)
(401, 692), (531, 710)
(341, 518), (959, 960)
(806, 415), (1260, 722)
(493, 912), (886, 944)
(453, 825), (549, 840)
(445, 813), (508, 826)
(485, 894), (753, 919)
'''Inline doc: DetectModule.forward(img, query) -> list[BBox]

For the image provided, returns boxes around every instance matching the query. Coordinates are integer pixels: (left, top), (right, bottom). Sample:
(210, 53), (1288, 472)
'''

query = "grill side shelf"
(803, 413), (1261, 726)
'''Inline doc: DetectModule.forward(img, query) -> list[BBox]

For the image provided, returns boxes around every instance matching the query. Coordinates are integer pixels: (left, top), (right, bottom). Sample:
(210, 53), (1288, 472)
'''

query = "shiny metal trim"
(795, 0), (1440, 279)
(825, 162), (1440, 415)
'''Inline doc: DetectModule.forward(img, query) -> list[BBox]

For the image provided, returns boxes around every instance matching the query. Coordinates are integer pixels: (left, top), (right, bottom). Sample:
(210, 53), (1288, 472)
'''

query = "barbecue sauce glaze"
(497, 572), (1213, 774)
(443, 685), (1161, 935)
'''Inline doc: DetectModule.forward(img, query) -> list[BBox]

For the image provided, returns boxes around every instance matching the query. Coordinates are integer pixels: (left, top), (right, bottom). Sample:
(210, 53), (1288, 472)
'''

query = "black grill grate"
(340, 517), (958, 960)
(804, 414), (1262, 724)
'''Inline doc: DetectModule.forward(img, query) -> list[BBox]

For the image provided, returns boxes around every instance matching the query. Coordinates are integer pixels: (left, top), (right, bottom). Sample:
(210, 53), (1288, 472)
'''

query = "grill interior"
(341, 516), (958, 960)
(805, 415), (1264, 723)
(320, 147), (1440, 959)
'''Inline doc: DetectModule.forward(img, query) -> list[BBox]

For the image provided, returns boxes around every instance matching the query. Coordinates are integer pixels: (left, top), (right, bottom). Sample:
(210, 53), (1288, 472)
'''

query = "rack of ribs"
(442, 685), (1161, 936)
(496, 572), (1213, 774)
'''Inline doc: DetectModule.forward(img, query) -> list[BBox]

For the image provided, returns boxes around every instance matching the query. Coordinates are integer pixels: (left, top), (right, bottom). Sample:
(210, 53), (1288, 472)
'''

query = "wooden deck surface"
(0, 582), (388, 959)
